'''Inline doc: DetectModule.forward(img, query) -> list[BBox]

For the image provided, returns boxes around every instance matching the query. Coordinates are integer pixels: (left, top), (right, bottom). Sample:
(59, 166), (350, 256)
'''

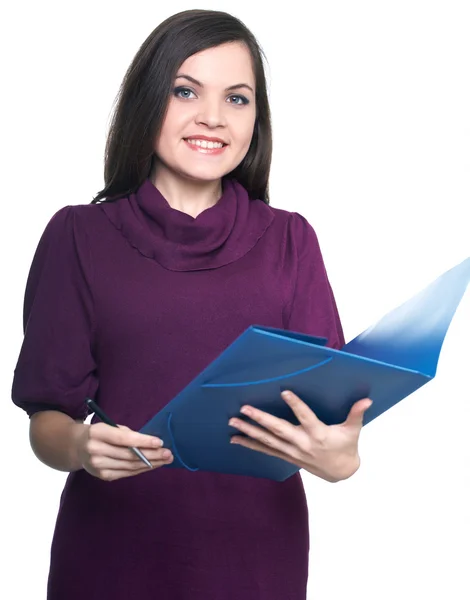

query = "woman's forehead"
(177, 42), (255, 86)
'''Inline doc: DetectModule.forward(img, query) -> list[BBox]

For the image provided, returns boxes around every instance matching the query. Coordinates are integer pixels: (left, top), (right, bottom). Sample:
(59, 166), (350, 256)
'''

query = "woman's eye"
(173, 87), (196, 99)
(227, 95), (249, 106)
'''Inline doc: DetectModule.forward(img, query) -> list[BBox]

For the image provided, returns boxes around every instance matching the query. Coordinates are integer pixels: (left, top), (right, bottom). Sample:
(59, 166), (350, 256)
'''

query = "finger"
(86, 439), (173, 462)
(128, 448), (174, 462)
(88, 453), (173, 474)
(236, 404), (299, 445)
(280, 390), (325, 433)
(89, 456), (145, 472)
(90, 423), (164, 449)
(116, 425), (166, 449)
(343, 398), (373, 430)
(229, 417), (296, 457)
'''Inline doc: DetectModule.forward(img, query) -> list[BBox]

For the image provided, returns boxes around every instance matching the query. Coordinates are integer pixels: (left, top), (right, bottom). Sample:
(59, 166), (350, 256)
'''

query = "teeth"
(186, 139), (224, 149)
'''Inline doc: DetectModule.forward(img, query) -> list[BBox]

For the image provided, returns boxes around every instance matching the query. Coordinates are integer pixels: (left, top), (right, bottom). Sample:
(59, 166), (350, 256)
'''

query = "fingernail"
(281, 391), (292, 400)
(162, 449), (171, 459)
(153, 438), (163, 447)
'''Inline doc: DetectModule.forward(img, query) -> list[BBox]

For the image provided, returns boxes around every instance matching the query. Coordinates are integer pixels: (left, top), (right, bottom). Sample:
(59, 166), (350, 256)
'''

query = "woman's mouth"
(183, 138), (228, 155)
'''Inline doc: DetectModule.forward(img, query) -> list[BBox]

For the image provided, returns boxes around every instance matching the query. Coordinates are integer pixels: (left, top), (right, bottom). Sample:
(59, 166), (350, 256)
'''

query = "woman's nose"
(195, 99), (227, 128)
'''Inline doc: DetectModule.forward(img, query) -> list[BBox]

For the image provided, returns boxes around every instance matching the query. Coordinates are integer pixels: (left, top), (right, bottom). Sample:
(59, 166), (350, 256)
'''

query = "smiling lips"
(183, 137), (228, 155)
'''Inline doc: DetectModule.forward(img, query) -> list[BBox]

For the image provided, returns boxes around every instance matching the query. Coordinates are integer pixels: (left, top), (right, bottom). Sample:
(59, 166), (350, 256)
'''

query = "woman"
(11, 9), (371, 600)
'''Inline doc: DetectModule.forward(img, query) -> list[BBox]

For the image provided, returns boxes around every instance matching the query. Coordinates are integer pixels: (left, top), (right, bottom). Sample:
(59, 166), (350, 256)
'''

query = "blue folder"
(140, 257), (470, 481)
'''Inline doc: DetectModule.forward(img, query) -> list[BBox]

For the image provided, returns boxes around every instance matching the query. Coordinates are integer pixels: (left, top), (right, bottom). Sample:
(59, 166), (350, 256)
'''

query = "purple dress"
(12, 177), (344, 600)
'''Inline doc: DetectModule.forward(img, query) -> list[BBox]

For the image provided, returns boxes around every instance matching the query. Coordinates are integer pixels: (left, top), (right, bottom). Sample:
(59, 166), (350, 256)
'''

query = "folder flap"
(202, 356), (334, 387)
(200, 327), (333, 387)
(343, 256), (470, 377)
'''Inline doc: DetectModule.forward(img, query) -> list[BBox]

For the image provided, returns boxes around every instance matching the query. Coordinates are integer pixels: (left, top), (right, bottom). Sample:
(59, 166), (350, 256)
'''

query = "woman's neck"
(150, 163), (223, 218)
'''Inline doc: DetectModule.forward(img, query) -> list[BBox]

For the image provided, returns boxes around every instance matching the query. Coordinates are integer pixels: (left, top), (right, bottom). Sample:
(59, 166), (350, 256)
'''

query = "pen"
(85, 398), (153, 469)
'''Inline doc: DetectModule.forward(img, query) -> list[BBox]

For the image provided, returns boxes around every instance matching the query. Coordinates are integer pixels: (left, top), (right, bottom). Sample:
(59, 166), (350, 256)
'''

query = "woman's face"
(154, 42), (257, 183)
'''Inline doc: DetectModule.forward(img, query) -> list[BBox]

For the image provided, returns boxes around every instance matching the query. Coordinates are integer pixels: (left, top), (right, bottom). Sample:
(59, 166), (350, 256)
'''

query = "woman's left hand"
(228, 391), (372, 483)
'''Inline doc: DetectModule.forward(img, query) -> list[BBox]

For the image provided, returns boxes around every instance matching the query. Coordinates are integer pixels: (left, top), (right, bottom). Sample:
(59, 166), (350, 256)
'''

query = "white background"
(1, 1), (469, 598)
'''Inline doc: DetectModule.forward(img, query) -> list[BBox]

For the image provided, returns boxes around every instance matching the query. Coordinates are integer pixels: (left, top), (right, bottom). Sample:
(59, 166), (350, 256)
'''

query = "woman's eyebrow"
(175, 74), (254, 94)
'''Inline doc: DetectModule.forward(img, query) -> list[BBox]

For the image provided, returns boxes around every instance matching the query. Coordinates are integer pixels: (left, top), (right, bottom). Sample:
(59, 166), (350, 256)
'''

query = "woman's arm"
(29, 411), (88, 472)
(28, 410), (173, 479)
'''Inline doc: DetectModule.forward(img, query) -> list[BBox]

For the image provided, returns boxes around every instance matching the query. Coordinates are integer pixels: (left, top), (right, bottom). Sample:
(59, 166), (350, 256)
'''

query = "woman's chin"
(176, 166), (231, 183)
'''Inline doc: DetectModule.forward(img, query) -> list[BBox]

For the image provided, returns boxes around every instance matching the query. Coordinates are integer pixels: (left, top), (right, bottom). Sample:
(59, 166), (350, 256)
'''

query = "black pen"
(85, 398), (153, 469)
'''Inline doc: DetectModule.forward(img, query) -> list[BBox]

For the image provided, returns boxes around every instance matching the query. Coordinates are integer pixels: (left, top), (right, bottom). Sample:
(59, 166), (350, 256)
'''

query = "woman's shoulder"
(47, 201), (105, 223)
(267, 203), (320, 251)
(30, 203), (111, 276)
(267, 202), (315, 228)
(40, 201), (110, 242)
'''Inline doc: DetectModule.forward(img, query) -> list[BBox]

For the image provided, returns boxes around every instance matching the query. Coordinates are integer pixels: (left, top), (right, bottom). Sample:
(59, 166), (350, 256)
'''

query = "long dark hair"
(91, 9), (272, 205)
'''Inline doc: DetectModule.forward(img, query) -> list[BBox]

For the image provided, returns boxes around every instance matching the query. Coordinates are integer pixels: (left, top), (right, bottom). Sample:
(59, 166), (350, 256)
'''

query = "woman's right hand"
(76, 422), (174, 481)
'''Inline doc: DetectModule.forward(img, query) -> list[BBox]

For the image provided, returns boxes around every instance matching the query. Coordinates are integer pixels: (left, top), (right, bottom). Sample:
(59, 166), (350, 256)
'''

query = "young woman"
(12, 9), (371, 600)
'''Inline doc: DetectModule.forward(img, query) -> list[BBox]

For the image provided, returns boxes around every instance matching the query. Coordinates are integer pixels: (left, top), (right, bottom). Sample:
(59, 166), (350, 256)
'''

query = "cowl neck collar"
(100, 177), (274, 272)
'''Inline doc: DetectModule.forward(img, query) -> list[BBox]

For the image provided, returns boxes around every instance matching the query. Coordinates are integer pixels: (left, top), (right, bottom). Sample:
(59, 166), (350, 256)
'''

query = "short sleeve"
(11, 206), (98, 420)
(285, 213), (345, 349)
